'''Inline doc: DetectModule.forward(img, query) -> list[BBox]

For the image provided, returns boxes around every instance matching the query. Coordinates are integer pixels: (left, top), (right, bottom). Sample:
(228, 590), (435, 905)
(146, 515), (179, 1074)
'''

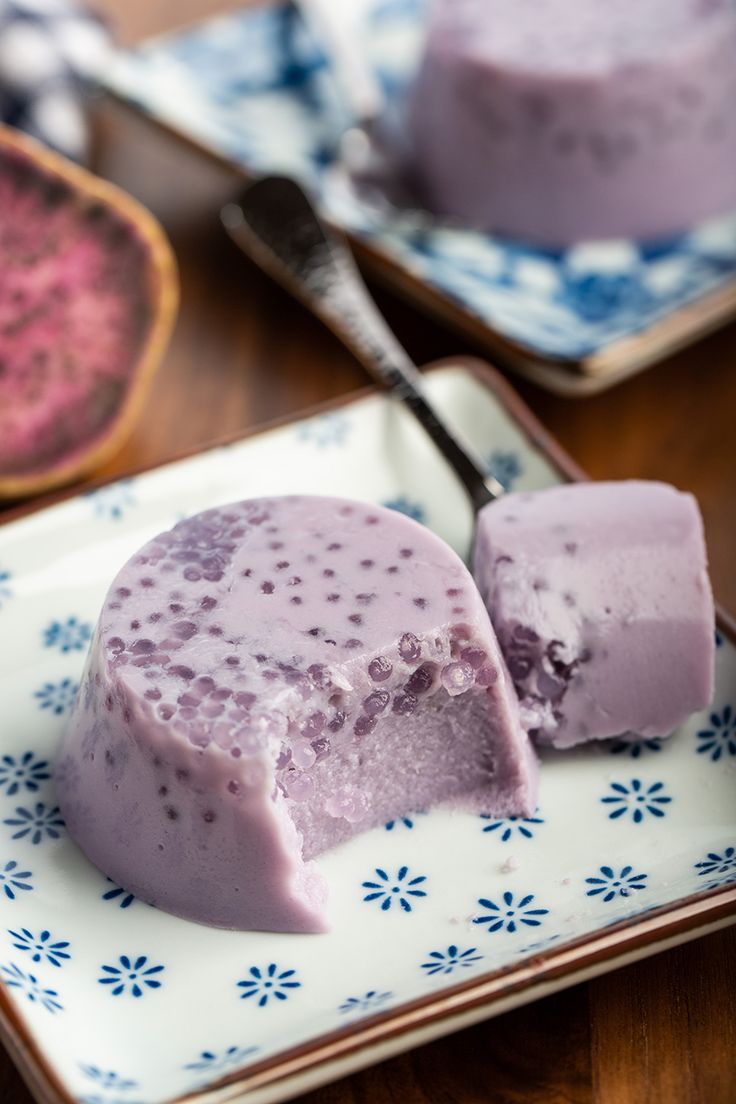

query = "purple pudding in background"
(408, 0), (736, 245)
(473, 481), (715, 748)
(57, 496), (537, 933)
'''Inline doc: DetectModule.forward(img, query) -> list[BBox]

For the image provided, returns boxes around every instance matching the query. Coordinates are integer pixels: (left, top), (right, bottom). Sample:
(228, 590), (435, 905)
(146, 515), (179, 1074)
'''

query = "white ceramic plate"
(0, 363), (734, 1104)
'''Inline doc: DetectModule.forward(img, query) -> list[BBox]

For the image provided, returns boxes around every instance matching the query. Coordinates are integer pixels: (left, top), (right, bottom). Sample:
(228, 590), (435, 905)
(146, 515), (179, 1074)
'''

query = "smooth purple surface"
(408, 0), (736, 244)
(473, 481), (715, 748)
(57, 496), (537, 932)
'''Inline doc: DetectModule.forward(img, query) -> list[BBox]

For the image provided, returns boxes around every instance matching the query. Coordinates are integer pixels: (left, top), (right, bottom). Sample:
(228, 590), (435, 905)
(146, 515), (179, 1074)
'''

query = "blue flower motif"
(0, 860), (33, 900)
(4, 803), (64, 844)
(420, 945), (483, 976)
(485, 449), (523, 490)
(696, 706), (736, 762)
(560, 269), (650, 324)
(694, 846), (736, 888)
(362, 865), (428, 912)
(0, 752), (51, 796)
(474, 890), (549, 934)
(584, 865), (648, 903)
(385, 812), (425, 830)
(382, 496), (426, 524)
(8, 928), (71, 967)
(297, 412), (350, 447)
(98, 955), (165, 998)
(601, 778), (672, 823)
(1, 962), (62, 1012)
(237, 963), (301, 1007)
(339, 989), (393, 1015)
(34, 678), (79, 717)
(102, 879), (135, 909)
(184, 1044), (259, 1073)
(608, 738), (664, 758)
(480, 814), (544, 841)
(85, 480), (137, 520)
(79, 1064), (138, 1091)
(0, 568), (12, 609)
(42, 616), (92, 653)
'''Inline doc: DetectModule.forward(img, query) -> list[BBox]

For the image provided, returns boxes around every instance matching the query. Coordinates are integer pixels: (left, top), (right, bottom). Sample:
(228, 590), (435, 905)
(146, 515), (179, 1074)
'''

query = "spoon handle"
(222, 176), (502, 513)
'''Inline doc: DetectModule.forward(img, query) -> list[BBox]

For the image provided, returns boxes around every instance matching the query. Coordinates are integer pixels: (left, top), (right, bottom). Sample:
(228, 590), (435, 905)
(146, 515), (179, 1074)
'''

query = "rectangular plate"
(0, 361), (734, 1104)
(104, 0), (736, 395)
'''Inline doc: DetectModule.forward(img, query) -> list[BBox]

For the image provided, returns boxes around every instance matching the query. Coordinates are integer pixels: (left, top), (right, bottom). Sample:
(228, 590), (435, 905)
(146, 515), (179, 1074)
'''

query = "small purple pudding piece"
(408, 0), (736, 244)
(57, 496), (537, 933)
(473, 481), (715, 748)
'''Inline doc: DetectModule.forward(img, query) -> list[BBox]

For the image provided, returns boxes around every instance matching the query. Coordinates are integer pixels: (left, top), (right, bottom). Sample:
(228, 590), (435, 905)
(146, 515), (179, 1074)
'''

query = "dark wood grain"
(1, 2), (735, 1101)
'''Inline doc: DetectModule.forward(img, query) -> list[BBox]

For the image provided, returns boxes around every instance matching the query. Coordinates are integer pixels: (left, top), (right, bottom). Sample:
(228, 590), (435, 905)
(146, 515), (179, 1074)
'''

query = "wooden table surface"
(2, 2), (735, 1101)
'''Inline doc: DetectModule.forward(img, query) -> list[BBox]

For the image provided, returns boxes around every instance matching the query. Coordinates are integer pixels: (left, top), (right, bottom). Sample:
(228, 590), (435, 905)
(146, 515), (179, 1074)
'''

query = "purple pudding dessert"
(57, 496), (537, 932)
(408, 0), (736, 244)
(473, 481), (715, 748)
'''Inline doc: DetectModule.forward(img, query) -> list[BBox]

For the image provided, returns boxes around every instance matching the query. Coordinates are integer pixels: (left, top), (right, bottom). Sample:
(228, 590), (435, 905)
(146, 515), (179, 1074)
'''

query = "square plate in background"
(0, 361), (734, 1104)
(104, 0), (736, 395)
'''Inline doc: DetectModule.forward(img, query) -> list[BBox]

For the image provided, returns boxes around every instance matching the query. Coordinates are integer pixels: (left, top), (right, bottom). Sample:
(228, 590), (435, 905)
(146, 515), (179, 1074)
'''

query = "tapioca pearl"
(109, 602), (122, 610)
(178, 706), (198, 720)
(234, 691), (256, 710)
(184, 568), (201, 582)
(225, 656), (240, 668)
(169, 603), (184, 614)
(399, 632), (421, 663)
(326, 543), (342, 552)
(262, 669), (280, 682)
(327, 594), (340, 603)
(307, 664), (331, 690)
(145, 688), (162, 702)
(169, 665), (196, 681)
(322, 568), (335, 578)
(513, 625), (539, 644)
(360, 559), (375, 570)
(301, 711), (326, 739)
(192, 676), (215, 697)
(365, 515), (379, 526)
(208, 626), (223, 637)
(348, 613), (363, 625)
(158, 785), (168, 797)
(131, 639), (156, 655)
(227, 780), (241, 796)
(288, 576), (302, 587)
(130, 620), (141, 631)
(241, 568), (253, 578)
(177, 693), (200, 708)
(406, 663), (437, 695)
(368, 655), (392, 682)
(108, 637), (125, 655)
(201, 702), (225, 719)
(413, 597), (428, 610)
(286, 771), (314, 802)
(260, 580), (275, 595)
(386, 565), (399, 575)
(148, 612), (162, 623)
(326, 788), (368, 823)
(508, 655), (533, 681)
(345, 638), (362, 650)
(140, 577), (154, 588)
(392, 690), (418, 715)
(461, 647), (487, 670)
(254, 654), (267, 664)
(290, 738), (317, 769)
(354, 714), (378, 737)
(290, 596), (303, 605)
(158, 704), (175, 721)
(475, 664), (498, 688)
(275, 561), (290, 570)
(441, 661), (475, 696)
(202, 810), (216, 824)
(312, 735), (331, 760)
(172, 620), (198, 640)
(446, 588), (462, 598)
(363, 690), (390, 716)
(325, 639), (337, 646)
(452, 608), (466, 616)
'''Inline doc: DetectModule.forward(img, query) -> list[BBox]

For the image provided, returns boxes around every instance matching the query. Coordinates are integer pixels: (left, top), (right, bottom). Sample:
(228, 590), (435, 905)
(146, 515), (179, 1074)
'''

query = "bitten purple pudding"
(408, 0), (736, 244)
(57, 496), (537, 932)
(473, 482), (715, 748)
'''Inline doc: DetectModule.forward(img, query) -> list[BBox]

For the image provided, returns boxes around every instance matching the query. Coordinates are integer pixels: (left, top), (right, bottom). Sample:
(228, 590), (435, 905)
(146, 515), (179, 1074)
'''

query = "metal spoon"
(221, 175), (503, 517)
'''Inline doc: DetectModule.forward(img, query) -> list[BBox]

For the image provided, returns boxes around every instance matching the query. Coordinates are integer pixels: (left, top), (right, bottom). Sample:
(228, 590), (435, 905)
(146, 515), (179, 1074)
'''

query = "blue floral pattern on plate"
(584, 866), (648, 903)
(42, 616), (91, 653)
(98, 955), (165, 998)
(601, 779), (672, 823)
(480, 814), (544, 842)
(420, 945), (483, 976)
(3, 803), (64, 845)
(34, 678), (79, 716)
(8, 928), (71, 967)
(237, 964), (301, 1007)
(362, 865), (428, 912)
(473, 891), (549, 934)
(339, 989), (393, 1015)
(0, 860), (33, 901)
(1, 962), (63, 1013)
(0, 752), (51, 795)
(696, 706), (736, 762)
(105, 0), (736, 367)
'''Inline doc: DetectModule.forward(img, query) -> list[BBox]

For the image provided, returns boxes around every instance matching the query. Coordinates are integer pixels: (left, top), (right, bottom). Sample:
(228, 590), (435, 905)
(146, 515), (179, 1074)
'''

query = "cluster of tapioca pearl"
(278, 624), (500, 810)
